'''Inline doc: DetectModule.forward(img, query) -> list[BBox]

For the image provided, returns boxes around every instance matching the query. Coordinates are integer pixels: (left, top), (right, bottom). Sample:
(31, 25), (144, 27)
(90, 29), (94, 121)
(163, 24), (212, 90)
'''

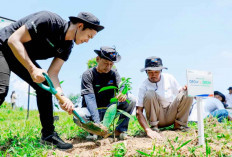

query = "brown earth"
(47, 117), (232, 156)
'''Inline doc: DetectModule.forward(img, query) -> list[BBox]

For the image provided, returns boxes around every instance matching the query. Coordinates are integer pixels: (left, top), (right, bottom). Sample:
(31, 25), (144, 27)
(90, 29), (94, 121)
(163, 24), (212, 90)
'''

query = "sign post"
(187, 69), (213, 145)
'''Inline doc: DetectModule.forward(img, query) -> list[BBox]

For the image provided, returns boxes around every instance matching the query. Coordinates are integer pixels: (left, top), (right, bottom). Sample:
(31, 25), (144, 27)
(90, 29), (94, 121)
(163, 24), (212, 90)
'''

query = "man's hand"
(30, 67), (47, 83)
(116, 92), (127, 102)
(58, 96), (74, 115)
(146, 128), (162, 139)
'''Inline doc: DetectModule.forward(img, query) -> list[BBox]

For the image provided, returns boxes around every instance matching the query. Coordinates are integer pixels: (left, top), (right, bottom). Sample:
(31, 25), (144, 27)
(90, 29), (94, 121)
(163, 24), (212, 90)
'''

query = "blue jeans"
(210, 109), (228, 122)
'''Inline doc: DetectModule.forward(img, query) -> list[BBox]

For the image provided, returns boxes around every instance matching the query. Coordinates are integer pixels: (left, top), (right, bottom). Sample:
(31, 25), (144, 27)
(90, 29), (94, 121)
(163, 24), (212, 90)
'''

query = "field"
(0, 103), (232, 157)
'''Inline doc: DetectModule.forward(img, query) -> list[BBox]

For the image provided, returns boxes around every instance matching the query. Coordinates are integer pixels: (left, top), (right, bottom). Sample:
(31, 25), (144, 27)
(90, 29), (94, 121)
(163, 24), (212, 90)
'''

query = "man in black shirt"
(0, 11), (104, 149)
(74, 46), (136, 140)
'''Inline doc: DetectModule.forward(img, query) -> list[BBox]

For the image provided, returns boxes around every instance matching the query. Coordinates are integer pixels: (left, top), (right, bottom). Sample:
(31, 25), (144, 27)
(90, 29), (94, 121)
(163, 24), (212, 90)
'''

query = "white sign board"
(0, 17), (15, 30)
(186, 69), (213, 97)
(186, 69), (214, 146)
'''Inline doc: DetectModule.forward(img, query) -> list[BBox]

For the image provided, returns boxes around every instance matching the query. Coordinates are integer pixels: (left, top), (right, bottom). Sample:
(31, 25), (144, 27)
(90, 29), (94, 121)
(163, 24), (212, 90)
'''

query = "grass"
(1, 102), (232, 156)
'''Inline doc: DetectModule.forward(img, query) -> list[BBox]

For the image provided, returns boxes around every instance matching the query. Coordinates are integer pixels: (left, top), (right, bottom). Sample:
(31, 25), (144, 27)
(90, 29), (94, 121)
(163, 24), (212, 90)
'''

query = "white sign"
(186, 69), (214, 146)
(186, 69), (213, 97)
(0, 16), (15, 30)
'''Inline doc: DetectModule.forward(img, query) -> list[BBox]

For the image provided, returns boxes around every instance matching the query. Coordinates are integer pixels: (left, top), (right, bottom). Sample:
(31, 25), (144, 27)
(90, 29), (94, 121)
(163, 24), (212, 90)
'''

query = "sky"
(1, 0), (232, 110)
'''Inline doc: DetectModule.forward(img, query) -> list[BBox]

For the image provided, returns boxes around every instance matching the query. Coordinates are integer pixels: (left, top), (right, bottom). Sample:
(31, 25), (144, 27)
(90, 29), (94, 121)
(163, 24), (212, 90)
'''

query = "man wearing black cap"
(136, 56), (193, 139)
(73, 46), (136, 140)
(226, 87), (232, 108)
(0, 10), (104, 149)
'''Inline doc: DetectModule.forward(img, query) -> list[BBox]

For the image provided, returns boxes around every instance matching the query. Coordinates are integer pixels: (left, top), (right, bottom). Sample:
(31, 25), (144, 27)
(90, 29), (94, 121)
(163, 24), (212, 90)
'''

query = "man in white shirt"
(226, 87), (232, 108)
(136, 56), (193, 139)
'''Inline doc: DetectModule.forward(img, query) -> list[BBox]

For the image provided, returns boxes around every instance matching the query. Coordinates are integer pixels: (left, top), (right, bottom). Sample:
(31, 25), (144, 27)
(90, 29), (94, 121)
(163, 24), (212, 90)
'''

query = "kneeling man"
(74, 46), (136, 139)
(136, 56), (193, 139)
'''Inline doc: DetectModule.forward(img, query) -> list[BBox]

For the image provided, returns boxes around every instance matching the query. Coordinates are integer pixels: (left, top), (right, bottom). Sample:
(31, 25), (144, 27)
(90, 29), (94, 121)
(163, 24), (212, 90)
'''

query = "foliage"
(87, 57), (116, 69)
(99, 77), (133, 139)
(99, 77), (132, 104)
(111, 142), (127, 157)
(68, 93), (81, 105)
(87, 57), (98, 69)
(1, 103), (232, 156)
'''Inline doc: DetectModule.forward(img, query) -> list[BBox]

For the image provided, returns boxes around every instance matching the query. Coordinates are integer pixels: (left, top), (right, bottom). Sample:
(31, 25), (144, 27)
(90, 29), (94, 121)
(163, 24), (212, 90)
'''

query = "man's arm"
(84, 94), (100, 123)
(136, 106), (162, 139)
(47, 57), (74, 114)
(7, 25), (46, 83)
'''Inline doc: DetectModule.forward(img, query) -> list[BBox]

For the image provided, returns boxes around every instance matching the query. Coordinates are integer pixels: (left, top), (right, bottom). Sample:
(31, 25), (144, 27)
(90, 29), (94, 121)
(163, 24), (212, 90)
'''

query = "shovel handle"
(37, 72), (87, 124)
(37, 73), (57, 95)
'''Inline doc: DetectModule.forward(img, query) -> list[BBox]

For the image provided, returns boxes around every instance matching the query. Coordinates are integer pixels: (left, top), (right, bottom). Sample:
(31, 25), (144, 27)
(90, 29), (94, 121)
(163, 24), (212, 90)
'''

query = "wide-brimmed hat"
(94, 46), (121, 63)
(228, 87), (232, 90)
(141, 56), (167, 72)
(69, 12), (104, 32)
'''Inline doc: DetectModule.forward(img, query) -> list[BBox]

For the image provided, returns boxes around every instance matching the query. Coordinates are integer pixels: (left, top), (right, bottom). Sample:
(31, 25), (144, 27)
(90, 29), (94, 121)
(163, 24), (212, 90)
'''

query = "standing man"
(0, 11), (104, 149)
(226, 87), (232, 108)
(73, 46), (136, 140)
(136, 56), (193, 139)
(10, 91), (17, 109)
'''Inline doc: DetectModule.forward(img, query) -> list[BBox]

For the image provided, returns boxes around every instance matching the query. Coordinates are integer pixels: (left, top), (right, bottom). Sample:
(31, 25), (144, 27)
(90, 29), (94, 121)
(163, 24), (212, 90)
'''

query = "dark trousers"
(0, 50), (54, 137)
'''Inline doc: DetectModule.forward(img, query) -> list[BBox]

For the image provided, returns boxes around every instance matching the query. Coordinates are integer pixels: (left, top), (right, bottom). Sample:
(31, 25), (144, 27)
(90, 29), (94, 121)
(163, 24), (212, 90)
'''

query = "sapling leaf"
(97, 107), (108, 110)
(59, 80), (64, 85)
(118, 109), (133, 119)
(126, 99), (131, 104)
(122, 86), (128, 94)
(118, 79), (127, 89)
(99, 86), (118, 93)
(110, 97), (118, 103)
(116, 118), (125, 126)
(103, 104), (117, 128)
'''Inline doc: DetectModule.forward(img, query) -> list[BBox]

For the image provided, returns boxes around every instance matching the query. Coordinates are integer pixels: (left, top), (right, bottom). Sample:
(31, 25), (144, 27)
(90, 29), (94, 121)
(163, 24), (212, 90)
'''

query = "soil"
(48, 117), (232, 156)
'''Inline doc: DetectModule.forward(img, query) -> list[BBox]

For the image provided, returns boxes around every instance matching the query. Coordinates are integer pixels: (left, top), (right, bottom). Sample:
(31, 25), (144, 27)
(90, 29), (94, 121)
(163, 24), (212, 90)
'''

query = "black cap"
(141, 56), (167, 72)
(94, 46), (121, 63)
(214, 91), (226, 102)
(228, 87), (232, 90)
(69, 12), (104, 32)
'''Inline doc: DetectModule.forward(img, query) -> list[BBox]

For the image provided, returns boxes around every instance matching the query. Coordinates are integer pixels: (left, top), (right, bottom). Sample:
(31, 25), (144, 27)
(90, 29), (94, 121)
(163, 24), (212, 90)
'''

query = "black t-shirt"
(0, 11), (73, 61)
(81, 67), (121, 108)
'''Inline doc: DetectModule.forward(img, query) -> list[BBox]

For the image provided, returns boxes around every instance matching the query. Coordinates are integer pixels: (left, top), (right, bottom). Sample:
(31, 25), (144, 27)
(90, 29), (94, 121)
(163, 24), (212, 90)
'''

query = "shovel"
(37, 72), (111, 138)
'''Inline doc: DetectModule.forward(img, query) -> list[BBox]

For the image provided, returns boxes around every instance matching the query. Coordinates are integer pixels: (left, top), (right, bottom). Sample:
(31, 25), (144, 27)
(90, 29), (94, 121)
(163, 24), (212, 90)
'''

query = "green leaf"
(54, 103), (59, 110)
(136, 150), (150, 156)
(126, 99), (130, 104)
(116, 118), (124, 126)
(122, 86), (128, 94)
(99, 86), (118, 93)
(118, 79), (127, 89)
(97, 107), (108, 110)
(103, 104), (117, 128)
(118, 109), (133, 119)
(59, 80), (64, 85)
(110, 97), (118, 103)
(168, 139), (175, 151)
(176, 139), (192, 151)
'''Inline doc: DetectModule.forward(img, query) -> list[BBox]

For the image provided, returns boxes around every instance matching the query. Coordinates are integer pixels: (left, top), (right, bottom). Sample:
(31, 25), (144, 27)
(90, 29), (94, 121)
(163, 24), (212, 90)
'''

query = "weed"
(111, 142), (127, 156)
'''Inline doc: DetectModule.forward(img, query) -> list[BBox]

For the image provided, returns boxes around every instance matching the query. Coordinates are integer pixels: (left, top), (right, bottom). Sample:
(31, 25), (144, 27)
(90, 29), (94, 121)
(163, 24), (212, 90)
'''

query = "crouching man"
(73, 46), (136, 140)
(136, 56), (193, 139)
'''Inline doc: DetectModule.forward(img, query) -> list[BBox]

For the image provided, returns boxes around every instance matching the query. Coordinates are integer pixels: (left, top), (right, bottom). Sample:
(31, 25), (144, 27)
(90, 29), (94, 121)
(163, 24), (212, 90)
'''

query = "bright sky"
(1, 0), (232, 109)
